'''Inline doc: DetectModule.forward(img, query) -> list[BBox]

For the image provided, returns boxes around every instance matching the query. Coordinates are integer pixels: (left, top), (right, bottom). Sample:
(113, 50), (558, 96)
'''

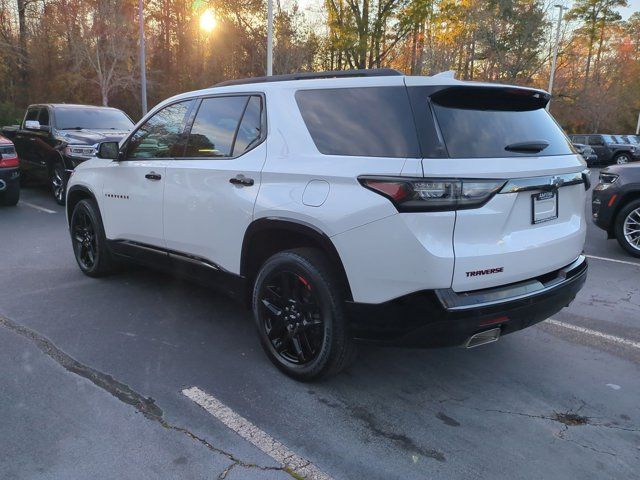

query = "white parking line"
(585, 254), (640, 268)
(546, 319), (640, 350)
(182, 386), (333, 480)
(19, 201), (57, 214)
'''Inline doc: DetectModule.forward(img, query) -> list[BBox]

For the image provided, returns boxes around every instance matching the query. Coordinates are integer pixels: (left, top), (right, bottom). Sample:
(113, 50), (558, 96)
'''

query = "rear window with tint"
(429, 87), (573, 158)
(295, 87), (420, 158)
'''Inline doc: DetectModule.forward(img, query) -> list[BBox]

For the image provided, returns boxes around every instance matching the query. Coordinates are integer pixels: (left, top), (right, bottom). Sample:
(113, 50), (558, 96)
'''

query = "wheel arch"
(241, 217), (353, 302)
(610, 189), (640, 236)
(48, 149), (71, 171)
(66, 185), (97, 225)
(613, 150), (631, 160)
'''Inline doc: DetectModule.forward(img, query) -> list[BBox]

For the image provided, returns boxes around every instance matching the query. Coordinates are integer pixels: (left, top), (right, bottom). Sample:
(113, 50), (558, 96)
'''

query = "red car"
(0, 135), (20, 206)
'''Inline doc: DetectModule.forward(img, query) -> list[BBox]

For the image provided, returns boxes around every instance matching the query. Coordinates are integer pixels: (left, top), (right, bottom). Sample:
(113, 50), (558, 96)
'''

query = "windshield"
(605, 135), (622, 144)
(56, 108), (133, 130)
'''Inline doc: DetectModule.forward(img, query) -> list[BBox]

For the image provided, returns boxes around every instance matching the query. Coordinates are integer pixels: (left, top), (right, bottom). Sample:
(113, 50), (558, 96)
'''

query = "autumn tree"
(566, 0), (628, 88)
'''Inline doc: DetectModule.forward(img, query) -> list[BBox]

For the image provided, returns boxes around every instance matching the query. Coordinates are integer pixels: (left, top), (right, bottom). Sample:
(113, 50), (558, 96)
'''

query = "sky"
(292, 0), (639, 20)
(620, 0), (639, 19)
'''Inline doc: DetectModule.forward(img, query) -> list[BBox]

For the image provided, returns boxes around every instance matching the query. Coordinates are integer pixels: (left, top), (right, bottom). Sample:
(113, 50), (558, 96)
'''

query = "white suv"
(66, 69), (588, 380)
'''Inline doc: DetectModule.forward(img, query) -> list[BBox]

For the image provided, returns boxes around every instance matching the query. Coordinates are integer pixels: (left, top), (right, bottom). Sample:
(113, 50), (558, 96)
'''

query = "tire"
(252, 248), (356, 381)
(614, 153), (630, 165)
(0, 180), (19, 206)
(70, 199), (117, 276)
(614, 199), (640, 258)
(50, 159), (66, 205)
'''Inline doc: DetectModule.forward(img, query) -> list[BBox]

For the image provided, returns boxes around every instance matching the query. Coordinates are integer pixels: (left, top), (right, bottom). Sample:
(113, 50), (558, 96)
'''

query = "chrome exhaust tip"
(465, 328), (501, 348)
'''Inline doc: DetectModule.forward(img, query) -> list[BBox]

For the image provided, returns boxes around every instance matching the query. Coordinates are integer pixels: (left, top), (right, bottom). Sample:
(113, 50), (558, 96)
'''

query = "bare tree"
(73, 0), (135, 106)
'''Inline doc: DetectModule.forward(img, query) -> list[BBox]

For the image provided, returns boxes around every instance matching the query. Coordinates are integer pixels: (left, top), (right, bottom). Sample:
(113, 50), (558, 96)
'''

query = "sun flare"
(199, 9), (216, 32)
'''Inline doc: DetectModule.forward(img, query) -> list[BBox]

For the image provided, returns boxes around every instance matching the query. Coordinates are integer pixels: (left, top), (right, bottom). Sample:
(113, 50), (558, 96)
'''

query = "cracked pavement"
(1, 173), (639, 479)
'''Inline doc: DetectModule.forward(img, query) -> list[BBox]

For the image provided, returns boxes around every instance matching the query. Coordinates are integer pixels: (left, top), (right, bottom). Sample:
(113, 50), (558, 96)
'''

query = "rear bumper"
(0, 167), (20, 191)
(347, 255), (587, 347)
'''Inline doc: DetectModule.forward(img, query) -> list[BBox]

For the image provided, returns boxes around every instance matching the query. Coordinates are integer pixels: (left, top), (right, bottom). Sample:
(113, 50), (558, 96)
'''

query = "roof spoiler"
(432, 70), (456, 79)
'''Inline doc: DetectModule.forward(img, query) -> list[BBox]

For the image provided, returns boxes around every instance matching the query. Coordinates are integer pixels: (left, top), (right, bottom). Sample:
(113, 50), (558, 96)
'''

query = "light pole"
(547, 4), (566, 111)
(267, 0), (273, 76)
(636, 112), (640, 135)
(139, 0), (148, 116)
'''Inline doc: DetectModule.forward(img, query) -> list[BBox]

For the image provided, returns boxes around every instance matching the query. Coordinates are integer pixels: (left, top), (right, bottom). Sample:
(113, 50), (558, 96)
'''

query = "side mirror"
(96, 141), (120, 160)
(25, 120), (40, 130)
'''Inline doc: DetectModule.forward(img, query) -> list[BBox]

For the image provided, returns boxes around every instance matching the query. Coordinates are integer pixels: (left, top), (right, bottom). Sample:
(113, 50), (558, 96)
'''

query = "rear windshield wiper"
(505, 141), (550, 153)
(60, 127), (85, 130)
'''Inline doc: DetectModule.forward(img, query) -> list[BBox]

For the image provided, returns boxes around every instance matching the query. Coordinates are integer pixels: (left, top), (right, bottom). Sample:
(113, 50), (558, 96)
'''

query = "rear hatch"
(406, 80), (587, 292)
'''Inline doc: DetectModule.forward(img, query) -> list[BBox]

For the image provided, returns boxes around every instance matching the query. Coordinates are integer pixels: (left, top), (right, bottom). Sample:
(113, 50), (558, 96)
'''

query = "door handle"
(145, 172), (162, 181)
(229, 174), (254, 187)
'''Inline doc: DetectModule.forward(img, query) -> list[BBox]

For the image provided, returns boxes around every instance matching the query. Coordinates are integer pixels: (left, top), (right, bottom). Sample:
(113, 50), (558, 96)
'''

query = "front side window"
(588, 136), (604, 146)
(39, 108), (50, 126)
(572, 136), (586, 145)
(127, 100), (194, 159)
(295, 87), (420, 158)
(185, 96), (248, 158)
(25, 108), (39, 123)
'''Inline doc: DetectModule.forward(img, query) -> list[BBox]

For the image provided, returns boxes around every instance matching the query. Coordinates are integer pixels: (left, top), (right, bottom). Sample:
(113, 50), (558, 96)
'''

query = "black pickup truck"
(2, 104), (133, 204)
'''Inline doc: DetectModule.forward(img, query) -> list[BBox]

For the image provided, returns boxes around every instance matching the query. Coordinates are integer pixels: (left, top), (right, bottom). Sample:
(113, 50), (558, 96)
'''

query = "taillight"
(0, 146), (18, 168)
(359, 176), (505, 212)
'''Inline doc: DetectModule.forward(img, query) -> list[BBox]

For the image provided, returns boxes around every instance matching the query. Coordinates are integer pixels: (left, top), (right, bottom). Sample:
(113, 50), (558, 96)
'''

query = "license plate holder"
(531, 191), (558, 224)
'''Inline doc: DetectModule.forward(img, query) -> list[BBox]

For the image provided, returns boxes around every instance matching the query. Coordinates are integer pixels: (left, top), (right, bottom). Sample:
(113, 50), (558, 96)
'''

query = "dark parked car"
(592, 164), (640, 257)
(572, 143), (598, 165)
(1, 104), (133, 204)
(0, 135), (20, 206)
(569, 134), (639, 166)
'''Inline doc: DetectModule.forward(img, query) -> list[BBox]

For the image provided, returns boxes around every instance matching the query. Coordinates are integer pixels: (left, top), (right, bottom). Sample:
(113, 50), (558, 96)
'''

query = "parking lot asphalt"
(1, 168), (638, 480)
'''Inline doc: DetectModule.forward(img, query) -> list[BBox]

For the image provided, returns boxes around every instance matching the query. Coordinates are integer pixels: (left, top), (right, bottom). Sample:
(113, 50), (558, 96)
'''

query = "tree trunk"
(16, 0), (29, 105)
(594, 17), (606, 86)
(583, 6), (597, 90)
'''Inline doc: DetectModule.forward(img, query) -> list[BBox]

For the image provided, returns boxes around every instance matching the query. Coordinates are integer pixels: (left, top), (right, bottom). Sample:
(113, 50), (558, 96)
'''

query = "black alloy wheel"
(51, 160), (66, 205)
(259, 270), (325, 365)
(72, 207), (98, 271)
(70, 199), (117, 277)
(252, 248), (356, 381)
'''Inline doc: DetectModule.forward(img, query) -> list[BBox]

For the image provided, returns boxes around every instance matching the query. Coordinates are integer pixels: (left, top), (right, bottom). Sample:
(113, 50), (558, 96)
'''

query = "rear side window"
(233, 96), (263, 156)
(185, 96), (248, 158)
(572, 136), (586, 144)
(295, 87), (420, 158)
(429, 87), (573, 158)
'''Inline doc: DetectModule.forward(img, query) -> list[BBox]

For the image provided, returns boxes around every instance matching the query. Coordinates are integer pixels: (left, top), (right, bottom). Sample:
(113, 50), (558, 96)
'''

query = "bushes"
(0, 102), (24, 128)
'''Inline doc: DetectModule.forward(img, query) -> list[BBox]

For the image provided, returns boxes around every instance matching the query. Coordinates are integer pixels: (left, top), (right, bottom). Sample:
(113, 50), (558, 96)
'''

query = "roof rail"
(213, 68), (403, 87)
